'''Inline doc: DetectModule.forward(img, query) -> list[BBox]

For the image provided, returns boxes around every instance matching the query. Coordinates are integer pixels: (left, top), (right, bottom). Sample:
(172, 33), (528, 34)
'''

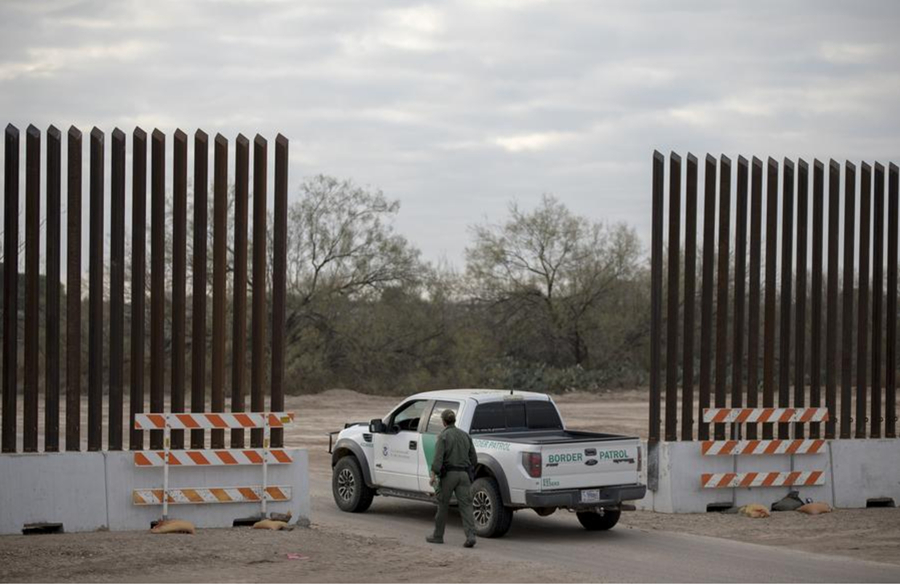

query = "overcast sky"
(2, 0), (899, 268)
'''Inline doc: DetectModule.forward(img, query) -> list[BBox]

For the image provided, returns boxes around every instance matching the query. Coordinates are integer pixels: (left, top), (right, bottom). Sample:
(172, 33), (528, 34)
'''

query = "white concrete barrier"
(0, 449), (310, 534)
(0, 452), (109, 533)
(638, 439), (899, 513)
(830, 439), (900, 508)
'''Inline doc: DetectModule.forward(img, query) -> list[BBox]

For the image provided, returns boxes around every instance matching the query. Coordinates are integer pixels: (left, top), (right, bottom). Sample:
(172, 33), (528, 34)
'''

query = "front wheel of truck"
(471, 477), (513, 538)
(333, 456), (375, 513)
(576, 509), (621, 531)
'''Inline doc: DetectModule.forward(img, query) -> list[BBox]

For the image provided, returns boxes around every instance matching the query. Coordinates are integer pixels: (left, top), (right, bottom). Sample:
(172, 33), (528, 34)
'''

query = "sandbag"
(738, 504), (771, 518)
(269, 512), (292, 523)
(150, 519), (195, 534)
(253, 519), (289, 530)
(797, 502), (832, 515)
(771, 490), (805, 512)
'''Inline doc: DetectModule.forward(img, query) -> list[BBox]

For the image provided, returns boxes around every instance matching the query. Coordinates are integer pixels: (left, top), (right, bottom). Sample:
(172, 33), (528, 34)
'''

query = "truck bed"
(473, 429), (637, 445)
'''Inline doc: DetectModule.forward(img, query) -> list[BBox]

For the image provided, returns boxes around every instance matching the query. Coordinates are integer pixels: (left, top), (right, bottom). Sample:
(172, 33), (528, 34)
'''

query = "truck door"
(418, 400), (462, 493)
(373, 399), (428, 491)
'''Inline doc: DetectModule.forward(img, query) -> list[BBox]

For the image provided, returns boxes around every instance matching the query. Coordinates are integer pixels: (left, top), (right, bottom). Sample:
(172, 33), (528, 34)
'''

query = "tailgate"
(540, 438), (640, 490)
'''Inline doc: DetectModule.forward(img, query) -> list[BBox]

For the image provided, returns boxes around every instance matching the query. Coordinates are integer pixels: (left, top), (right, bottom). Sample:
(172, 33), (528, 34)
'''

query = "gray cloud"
(1, 0), (899, 266)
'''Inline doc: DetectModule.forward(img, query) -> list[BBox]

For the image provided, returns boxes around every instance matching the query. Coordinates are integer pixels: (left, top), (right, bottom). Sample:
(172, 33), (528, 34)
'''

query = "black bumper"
(525, 483), (646, 509)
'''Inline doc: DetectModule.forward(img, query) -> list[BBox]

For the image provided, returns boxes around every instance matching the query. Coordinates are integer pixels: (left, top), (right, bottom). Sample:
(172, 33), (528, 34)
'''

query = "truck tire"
(471, 477), (514, 538)
(576, 509), (621, 531)
(333, 456), (375, 513)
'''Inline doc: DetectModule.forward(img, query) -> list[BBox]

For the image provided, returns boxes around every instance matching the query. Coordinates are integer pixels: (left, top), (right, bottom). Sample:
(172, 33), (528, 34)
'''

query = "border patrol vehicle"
(329, 389), (646, 538)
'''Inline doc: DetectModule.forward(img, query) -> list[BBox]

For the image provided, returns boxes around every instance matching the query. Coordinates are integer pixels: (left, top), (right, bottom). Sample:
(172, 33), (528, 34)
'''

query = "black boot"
(426, 535), (444, 544)
(464, 537), (476, 548)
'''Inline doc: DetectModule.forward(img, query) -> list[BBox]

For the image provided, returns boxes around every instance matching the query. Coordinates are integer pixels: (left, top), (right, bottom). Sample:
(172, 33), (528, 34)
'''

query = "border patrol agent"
(427, 409), (477, 548)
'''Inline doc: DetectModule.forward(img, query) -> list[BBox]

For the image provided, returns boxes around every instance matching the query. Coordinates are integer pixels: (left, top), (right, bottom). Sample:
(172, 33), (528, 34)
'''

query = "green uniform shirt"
(431, 425), (477, 476)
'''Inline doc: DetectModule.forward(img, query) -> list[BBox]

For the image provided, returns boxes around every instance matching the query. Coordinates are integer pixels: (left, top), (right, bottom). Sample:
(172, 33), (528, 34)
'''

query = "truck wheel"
(471, 477), (513, 538)
(576, 509), (621, 531)
(333, 456), (375, 513)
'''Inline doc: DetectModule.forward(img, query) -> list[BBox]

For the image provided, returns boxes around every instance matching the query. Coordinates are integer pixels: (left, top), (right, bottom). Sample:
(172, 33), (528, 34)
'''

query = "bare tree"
(285, 175), (420, 306)
(466, 194), (641, 367)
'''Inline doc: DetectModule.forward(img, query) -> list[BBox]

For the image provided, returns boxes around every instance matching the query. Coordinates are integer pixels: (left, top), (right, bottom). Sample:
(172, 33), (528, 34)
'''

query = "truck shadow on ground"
(355, 497), (634, 545)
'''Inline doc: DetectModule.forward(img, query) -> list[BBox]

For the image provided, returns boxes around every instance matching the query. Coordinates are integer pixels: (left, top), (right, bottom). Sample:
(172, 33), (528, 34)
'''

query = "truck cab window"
(471, 400), (562, 434)
(470, 402), (504, 434)
(505, 402), (526, 430)
(425, 400), (460, 434)
(526, 401), (563, 430)
(389, 400), (427, 433)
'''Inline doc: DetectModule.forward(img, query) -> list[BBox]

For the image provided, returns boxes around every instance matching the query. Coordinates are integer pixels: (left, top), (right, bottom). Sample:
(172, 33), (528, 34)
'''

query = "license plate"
(580, 489), (600, 503)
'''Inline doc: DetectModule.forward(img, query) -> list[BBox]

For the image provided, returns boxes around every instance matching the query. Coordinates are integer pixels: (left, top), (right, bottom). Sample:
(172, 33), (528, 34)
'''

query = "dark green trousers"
(433, 471), (475, 539)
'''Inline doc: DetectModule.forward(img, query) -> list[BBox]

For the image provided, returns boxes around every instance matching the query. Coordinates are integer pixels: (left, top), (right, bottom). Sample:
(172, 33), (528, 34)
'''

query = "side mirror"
(369, 418), (387, 434)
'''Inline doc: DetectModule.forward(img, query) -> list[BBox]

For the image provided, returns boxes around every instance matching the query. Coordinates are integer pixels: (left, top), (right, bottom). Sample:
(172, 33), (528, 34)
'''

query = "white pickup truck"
(329, 389), (646, 538)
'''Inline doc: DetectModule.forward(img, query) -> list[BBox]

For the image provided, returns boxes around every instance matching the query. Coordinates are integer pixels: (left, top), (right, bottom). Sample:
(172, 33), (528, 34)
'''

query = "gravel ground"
(0, 524), (590, 583)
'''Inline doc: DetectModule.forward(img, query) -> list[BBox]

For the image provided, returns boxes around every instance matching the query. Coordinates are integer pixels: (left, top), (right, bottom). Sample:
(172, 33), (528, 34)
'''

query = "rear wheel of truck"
(333, 456), (375, 513)
(471, 477), (513, 538)
(577, 509), (621, 531)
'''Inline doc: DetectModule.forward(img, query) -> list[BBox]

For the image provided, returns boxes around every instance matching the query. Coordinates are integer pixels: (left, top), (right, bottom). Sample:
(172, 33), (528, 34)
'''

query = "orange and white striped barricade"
(699, 438), (826, 456)
(132, 486), (292, 505)
(699, 408), (829, 489)
(700, 470), (825, 489)
(134, 412), (295, 519)
(133, 449), (294, 467)
(702, 407), (829, 426)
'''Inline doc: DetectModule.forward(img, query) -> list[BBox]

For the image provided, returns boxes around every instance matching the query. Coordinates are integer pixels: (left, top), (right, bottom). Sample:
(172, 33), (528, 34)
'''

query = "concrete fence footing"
(637, 439), (900, 513)
(0, 449), (310, 534)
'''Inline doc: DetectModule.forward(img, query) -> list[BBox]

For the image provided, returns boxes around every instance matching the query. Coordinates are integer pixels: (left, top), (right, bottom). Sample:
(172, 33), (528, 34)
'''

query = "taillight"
(523, 452), (542, 478)
(637, 445), (642, 472)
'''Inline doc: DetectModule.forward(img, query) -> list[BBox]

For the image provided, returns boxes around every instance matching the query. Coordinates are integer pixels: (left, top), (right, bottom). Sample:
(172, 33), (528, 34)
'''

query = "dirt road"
(310, 481), (900, 583)
(297, 390), (900, 582)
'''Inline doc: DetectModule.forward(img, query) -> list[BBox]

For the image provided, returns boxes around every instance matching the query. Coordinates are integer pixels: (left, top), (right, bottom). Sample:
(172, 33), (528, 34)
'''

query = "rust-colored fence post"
(109, 128), (126, 451)
(2, 124), (18, 453)
(794, 160), (808, 439)
(698, 154), (717, 442)
(810, 160), (825, 439)
(88, 128), (104, 452)
(841, 162), (856, 439)
(763, 158), (779, 440)
(150, 130), (166, 450)
(778, 159), (794, 440)
(130, 128), (147, 450)
(251, 135), (268, 448)
(211, 135), (228, 449)
(857, 163), (871, 439)
(192, 130), (209, 450)
(681, 154), (698, 441)
(826, 160), (840, 440)
(45, 125), (62, 452)
(714, 156), (731, 441)
(649, 151), (664, 444)
(171, 130), (188, 450)
(872, 163), (885, 439)
(644, 153), (900, 445)
(733, 157), (749, 428)
(888, 163), (899, 439)
(272, 135), (289, 448)
(232, 134), (250, 449)
(665, 153), (681, 442)
(66, 127), (82, 452)
(747, 157), (763, 440)
(24, 125), (40, 452)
